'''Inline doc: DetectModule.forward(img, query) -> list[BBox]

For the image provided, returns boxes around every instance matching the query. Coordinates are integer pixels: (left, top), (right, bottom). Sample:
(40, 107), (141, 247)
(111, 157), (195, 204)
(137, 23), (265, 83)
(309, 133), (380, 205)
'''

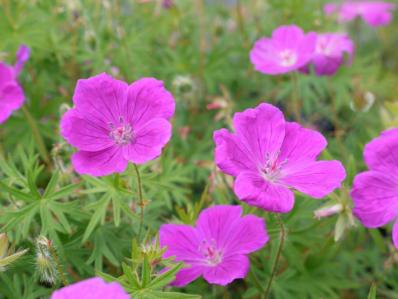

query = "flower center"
(261, 152), (287, 183)
(279, 50), (297, 67)
(109, 118), (134, 145)
(199, 239), (223, 266)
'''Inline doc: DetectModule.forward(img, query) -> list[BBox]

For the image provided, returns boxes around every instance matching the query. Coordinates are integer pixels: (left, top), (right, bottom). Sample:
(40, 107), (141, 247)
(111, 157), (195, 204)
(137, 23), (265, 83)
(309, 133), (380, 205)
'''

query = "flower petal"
(351, 171), (398, 228)
(171, 265), (205, 287)
(125, 78), (175, 127)
(60, 109), (114, 151)
(233, 103), (285, 167)
(122, 118), (171, 164)
(234, 171), (295, 213)
(223, 214), (269, 256)
(393, 220), (398, 250)
(51, 277), (129, 299)
(364, 129), (398, 174)
(272, 25), (305, 48)
(279, 122), (327, 163)
(73, 73), (127, 125)
(72, 147), (127, 176)
(159, 224), (203, 261)
(195, 205), (243, 244)
(14, 44), (30, 76)
(202, 255), (249, 286)
(281, 160), (346, 198)
(213, 128), (257, 176)
(0, 63), (14, 88)
(0, 83), (24, 123)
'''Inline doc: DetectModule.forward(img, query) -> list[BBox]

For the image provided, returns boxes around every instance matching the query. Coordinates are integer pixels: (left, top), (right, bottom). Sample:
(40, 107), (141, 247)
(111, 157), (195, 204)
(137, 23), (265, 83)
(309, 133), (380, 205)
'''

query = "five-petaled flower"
(214, 103), (346, 213)
(51, 277), (129, 299)
(0, 45), (30, 124)
(324, 1), (396, 27)
(249, 25), (317, 75)
(60, 73), (175, 176)
(303, 33), (354, 76)
(351, 128), (398, 250)
(159, 205), (269, 286)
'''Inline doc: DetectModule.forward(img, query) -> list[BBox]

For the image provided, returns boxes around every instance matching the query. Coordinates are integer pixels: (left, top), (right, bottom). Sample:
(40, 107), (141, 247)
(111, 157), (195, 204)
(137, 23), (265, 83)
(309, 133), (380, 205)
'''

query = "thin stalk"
(291, 72), (302, 122)
(48, 244), (68, 286)
(236, 0), (249, 49)
(264, 214), (286, 299)
(133, 164), (145, 241)
(22, 106), (51, 165)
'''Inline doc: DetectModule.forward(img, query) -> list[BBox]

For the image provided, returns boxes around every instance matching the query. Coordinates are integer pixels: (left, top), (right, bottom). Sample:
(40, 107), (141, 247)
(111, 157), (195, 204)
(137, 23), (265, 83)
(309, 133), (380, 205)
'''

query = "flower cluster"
(325, 1), (396, 27)
(250, 25), (354, 76)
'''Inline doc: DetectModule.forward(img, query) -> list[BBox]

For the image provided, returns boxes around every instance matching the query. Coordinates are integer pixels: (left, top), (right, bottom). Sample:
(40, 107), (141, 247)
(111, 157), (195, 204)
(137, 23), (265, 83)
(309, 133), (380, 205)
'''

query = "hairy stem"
(48, 244), (68, 286)
(264, 214), (286, 299)
(291, 72), (302, 122)
(22, 106), (51, 165)
(134, 164), (145, 241)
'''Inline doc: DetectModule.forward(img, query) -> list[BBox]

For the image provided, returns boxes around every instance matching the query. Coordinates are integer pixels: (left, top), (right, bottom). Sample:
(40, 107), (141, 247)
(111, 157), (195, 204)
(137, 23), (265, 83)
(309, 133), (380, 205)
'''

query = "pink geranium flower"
(249, 25), (317, 75)
(61, 73), (175, 176)
(214, 103), (346, 213)
(306, 33), (355, 76)
(324, 1), (396, 27)
(0, 45), (30, 124)
(159, 205), (268, 286)
(351, 128), (398, 250)
(51, 277), (129, 299)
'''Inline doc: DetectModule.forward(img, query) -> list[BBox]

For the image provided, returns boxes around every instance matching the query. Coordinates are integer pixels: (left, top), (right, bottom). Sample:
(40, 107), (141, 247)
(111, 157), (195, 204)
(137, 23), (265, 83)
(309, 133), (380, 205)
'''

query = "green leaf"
(367, 283), (377, 299)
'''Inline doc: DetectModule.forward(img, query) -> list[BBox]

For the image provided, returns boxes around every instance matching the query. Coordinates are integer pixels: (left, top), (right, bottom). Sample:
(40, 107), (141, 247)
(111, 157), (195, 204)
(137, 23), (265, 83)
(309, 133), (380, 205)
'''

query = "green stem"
(264, 214), (286, 299)
(133, 164), (145, 241)
(22, 106), (51, 165)
(49, 244), (68, 286)
(291, 72), (302, 122)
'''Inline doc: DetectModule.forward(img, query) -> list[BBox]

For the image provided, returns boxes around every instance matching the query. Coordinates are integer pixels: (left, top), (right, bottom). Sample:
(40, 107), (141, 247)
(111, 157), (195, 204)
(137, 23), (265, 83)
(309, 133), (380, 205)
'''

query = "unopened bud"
(314, 203), (343, 219)
(35, 236), (58, 285)
(0, 233), (28, 272)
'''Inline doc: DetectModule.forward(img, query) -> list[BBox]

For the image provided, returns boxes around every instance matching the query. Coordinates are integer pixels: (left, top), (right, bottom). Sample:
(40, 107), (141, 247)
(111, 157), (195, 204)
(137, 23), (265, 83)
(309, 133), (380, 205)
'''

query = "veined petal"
(125, 78), (175, 127)
(223, 214), (268, 256)
(60, 109), (114, 151)
(393, 220), (398, 250)
(213, 128), (257, 176)
(159, 224), (203, 263)
(351, 171), (398, 228)
(72, 73), (128, 125)
(72, 147), (127, 176)
(279, 122), (327, 163)
(195, 205), (243, 244)
(233, 103), (285, 167)
(202, 255), (249, 286)
(234, 171), (295, 213)
(122, 118), (171, 164)
(171, 265), (205, 287)
(281, 160), (346, 198)
(364, 129), (398, 174)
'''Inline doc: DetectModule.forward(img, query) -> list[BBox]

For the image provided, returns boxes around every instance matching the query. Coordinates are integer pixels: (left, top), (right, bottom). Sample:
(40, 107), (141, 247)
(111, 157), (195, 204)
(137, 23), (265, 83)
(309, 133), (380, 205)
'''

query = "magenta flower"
(324, 1), (396, 27)
(0, 45), (30, 124)
(159, 205), (268, 286)
(51, 277), (129, 299)
(214, 103), (346, 213)
(60, 73), (175, 176)
(305, 33), (355, 76)
(351, 128), (398, 250)
(249, 25), (316, 75)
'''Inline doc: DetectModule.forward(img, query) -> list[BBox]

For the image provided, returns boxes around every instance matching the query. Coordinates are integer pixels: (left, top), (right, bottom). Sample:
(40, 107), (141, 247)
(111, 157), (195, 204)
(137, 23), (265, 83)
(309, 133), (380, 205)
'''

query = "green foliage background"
(0, 0), (398, 298)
